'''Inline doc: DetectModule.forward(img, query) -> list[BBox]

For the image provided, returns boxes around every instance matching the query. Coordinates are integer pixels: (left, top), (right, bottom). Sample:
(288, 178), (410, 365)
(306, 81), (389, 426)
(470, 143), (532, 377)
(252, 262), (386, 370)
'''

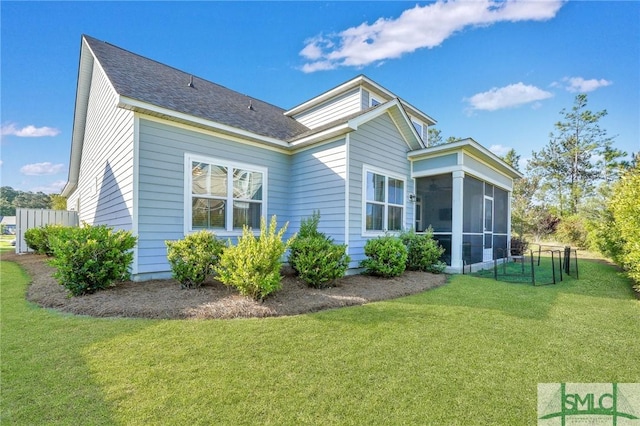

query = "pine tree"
(528, 94), (618, 215)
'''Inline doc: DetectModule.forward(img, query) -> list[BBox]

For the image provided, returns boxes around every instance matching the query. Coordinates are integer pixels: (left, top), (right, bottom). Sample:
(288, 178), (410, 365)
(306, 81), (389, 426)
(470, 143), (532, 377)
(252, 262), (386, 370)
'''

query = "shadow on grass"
(1, 261), (153, 425)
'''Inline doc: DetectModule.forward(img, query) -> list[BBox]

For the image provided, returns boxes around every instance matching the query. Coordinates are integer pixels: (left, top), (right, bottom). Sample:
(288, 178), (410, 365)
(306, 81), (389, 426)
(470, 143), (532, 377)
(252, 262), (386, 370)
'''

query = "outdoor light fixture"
(409, 193), (417, 202)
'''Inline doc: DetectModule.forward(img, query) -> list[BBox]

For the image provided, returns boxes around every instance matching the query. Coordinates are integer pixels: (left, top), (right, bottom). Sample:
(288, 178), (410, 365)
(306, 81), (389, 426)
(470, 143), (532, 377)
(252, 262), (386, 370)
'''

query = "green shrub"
(360, 235), (407, 278)
(298, 211), (323, 239)
(215, 216), (290, 300)
(399, 228), (446, 273)
(24, 227), (48, 254)
(288, 211), (323, 273)
(555, 215), (588, 248)
(49, 225), (137, 296)
(24, 224), (74, 256)
(608, 164), (640, 290)
(166, 230), (225, 288)
(290, 236), (350, 288)
(288, 211), (350, 287)
(587, 211), (625, 263)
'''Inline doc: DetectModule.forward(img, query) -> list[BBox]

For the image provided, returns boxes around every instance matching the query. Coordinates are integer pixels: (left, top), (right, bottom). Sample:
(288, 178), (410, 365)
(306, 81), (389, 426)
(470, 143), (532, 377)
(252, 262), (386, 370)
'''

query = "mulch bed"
(2, 252), (448, 320)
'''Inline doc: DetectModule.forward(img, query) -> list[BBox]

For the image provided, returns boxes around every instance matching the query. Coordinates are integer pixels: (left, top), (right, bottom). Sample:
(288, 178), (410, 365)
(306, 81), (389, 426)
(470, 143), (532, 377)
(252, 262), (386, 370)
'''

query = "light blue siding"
(68, 62), (134, 230)
(290, 139), (347, 243)
(412, 153), (458, 174)
(136, 118), (291, 277)
(348, 113), (415, 266)
(463, 154), (512, 189)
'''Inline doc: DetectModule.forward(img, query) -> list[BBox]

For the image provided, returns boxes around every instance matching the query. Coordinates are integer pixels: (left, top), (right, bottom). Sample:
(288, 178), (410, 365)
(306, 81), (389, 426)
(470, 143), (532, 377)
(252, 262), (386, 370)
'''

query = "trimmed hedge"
(49, 225), (137, 296)
(360, 235), (407, 278)
(400, 228), (446, 273)
(24, 224), (72, 256)
(289, 212), (350, 288)
(166, 230), (225, 288)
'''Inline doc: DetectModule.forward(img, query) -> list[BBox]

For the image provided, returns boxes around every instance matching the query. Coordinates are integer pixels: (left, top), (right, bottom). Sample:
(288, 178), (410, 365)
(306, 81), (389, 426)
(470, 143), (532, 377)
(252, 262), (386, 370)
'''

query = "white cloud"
(1, 123), (60, 138)
(489, 144), (510, 157)
(563, 77), (612, 93)
(466, 82), (554, 111)
(20, 162), (65, 176)
(30, 180), (67, 194)
(300, 0), (564, 72)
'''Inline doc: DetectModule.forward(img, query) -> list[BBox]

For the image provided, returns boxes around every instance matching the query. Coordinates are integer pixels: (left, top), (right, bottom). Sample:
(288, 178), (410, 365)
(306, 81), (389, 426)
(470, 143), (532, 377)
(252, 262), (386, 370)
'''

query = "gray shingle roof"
(83, 35), (310, 141)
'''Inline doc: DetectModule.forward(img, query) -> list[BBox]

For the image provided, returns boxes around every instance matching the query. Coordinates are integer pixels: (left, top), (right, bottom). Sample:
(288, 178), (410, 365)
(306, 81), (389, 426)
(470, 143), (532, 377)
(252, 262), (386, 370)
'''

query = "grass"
(1, 255), (638, 425)
(0, 235), (15, 251)
(472, 254), (576, 285)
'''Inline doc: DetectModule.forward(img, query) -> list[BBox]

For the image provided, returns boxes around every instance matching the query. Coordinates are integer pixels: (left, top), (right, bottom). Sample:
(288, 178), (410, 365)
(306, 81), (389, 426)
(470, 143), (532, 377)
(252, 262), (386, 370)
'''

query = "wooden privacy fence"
(15, 208), (79, 254)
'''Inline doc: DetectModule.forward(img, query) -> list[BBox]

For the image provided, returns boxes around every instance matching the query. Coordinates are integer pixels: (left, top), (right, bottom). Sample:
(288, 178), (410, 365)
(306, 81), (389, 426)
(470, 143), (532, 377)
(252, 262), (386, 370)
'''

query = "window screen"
(463, 176), (483, 233)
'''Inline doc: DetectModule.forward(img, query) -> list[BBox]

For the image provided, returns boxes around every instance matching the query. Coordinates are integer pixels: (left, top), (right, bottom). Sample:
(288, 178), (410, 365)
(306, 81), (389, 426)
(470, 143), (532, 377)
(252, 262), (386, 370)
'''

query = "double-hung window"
(187, 154), (266, 233)
(364, 168), (405, 233)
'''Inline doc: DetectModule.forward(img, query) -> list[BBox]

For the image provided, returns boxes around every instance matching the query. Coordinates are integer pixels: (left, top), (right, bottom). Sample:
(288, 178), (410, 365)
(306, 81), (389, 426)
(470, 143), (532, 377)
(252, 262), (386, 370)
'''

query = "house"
(0, 216), (16, 234)
(62, 35), (521, 281)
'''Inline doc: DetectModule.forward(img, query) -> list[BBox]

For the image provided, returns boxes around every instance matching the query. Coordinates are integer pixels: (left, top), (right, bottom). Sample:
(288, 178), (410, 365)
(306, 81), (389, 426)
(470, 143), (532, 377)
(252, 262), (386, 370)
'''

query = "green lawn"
(472, 254), (577, 285)
(0, 235), (15, 251)
(1, 256), (638, 425)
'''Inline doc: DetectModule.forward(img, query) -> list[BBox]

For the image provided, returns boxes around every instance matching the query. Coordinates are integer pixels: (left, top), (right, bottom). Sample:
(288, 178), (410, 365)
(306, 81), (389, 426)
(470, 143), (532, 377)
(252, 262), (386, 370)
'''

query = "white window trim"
(184, 153), (268, 236)
(361, 165), (407, 236)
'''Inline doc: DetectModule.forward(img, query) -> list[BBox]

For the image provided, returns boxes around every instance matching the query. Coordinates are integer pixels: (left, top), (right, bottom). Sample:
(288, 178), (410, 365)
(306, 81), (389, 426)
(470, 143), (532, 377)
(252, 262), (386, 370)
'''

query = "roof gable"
(285, 74), (436, 127)
(289, 99), (424, 151)
(82, 35), (309, 141)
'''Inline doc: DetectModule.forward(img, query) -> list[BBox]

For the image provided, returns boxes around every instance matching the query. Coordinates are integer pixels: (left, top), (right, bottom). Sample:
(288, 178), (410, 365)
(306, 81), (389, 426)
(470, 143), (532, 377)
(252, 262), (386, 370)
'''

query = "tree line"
(502, 94), (638, 289)
(0, 187), (67, 216)
(501, 94), (635, 240)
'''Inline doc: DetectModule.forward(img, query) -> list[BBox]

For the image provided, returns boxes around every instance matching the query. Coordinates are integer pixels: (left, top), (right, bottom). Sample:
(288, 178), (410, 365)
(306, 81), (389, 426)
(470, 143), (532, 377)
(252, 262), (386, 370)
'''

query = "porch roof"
(408, 138), (523, 180)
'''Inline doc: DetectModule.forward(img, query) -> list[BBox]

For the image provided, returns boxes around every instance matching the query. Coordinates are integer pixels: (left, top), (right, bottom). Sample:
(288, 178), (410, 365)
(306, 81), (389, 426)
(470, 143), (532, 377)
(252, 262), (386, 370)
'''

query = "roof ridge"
(82, 34), (286, 112)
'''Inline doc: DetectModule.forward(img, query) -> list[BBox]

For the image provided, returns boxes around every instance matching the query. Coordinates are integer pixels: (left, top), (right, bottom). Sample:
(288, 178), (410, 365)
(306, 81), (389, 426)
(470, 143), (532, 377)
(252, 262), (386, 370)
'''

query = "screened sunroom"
(409, 139), (521, 273)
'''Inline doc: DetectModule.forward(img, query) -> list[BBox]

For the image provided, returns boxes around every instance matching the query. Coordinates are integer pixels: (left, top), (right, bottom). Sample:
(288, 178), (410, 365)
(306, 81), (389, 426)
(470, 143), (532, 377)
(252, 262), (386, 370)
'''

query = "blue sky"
(1, 1), (638, 194)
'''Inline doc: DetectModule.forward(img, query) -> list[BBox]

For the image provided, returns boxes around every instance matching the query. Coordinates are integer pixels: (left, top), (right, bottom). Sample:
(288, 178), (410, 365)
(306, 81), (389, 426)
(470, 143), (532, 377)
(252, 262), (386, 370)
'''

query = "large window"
(187, 155), (266, 233)
(364, 168), (405, 233)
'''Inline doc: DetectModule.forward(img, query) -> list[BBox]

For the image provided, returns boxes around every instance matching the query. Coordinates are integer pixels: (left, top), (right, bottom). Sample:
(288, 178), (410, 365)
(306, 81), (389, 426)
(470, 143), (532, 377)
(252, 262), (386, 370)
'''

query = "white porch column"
(507, 190), (512, 253)
(451, 170), (464, 271)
